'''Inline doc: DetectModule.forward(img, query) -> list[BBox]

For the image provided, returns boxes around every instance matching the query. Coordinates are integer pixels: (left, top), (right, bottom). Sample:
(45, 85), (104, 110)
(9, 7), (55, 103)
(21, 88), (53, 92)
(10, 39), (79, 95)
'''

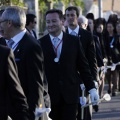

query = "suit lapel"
(43, 33), (68, 61)
(45, 35), (56, 58)
(78, 28), (82, 37)
(14, 33), (27, 56)
(59, 32), (67, 61)
(32, 30), (37, 39)
(66, 28), (68, 34)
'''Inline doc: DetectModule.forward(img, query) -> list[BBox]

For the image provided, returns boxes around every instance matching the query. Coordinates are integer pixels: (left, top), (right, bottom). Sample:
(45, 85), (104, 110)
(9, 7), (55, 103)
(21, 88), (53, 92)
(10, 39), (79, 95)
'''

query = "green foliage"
(0, 0), (25, 7)
(11, 0), (25, 6)
(74, 0), (84, 9)
(38, 1), (48, 12)
(38, 0), (84, 32)
(38, 0), (84, 12)
(62, 0), (84, 9)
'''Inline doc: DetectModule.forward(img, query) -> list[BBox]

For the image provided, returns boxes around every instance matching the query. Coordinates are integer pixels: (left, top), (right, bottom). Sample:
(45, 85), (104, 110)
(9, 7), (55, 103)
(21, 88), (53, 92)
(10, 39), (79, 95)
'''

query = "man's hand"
(94, 81), (98, 89)
(80, 84), (85, 90)
(79, 97), (86, 106)
(89, 88), (99, 105)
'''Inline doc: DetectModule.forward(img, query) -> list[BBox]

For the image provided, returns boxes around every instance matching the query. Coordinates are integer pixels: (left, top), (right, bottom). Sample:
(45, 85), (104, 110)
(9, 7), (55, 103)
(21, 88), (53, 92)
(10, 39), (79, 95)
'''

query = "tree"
(38, 0), (84, 32)
(0, 0), (25, 7)
(38, 0), (84, 12)
(62, 0), (84, 9)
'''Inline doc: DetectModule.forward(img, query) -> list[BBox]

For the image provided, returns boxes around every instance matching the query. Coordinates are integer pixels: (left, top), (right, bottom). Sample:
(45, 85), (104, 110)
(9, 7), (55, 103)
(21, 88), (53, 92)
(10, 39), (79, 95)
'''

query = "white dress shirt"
(6, 29), (26, 51)
(68, 25), (80, 36)
(49, 31), (63, 59)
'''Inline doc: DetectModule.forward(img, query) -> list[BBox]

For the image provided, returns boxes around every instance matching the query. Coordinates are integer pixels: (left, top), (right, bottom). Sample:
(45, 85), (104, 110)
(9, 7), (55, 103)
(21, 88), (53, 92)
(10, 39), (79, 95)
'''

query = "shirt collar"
(68, 25), (79, 34)
(11, 29), (26, 44)
(49, 31), (63, 42)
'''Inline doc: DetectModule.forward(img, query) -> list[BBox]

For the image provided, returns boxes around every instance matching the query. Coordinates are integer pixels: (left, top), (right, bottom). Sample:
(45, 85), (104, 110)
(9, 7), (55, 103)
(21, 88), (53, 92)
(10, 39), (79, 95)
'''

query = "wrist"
(89, 88), (96, 94)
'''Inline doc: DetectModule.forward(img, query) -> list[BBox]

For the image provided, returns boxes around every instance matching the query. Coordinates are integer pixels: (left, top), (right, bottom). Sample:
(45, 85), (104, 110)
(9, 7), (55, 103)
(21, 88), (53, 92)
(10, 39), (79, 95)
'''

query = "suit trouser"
(119, 71), (120, 91)
(107, 69), (119, 93)
(112, 69), (119, 93)
(49, 96), (77, 120)
(99, 77), (105, 98)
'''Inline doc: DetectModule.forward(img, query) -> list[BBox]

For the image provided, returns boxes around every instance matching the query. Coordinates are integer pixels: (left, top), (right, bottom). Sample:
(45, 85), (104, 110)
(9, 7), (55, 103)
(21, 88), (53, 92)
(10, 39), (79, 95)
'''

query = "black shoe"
(108, 90), (111, 94)
(93, 105), (99, 112)
(112, 92), (116, 96)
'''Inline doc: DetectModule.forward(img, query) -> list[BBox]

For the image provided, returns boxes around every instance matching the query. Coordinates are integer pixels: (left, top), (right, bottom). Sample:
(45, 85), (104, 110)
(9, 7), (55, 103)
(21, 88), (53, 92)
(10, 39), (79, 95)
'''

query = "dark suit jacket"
(0, 45), (29, 120)
(66, 28), (97, 80)
(93, 35), (104, 67)
(0, 37), (7, 46)
(26, 28), (37, 39)
(111, 34), (120, 63)
(39, 32), (95, 105)
(13, 33), (46, 120)
(105, 34), (120, 64)
(94, 32), (106, 58)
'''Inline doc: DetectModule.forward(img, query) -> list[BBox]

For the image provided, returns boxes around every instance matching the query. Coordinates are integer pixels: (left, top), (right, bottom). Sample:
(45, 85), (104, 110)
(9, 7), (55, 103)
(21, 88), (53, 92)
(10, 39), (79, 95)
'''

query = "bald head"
(78, 15), (88, 29)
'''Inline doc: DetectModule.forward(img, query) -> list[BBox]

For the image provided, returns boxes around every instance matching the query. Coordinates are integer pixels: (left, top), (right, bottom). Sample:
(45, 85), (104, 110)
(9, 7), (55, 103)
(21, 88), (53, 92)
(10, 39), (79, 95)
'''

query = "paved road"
(92, 84), (120, 120)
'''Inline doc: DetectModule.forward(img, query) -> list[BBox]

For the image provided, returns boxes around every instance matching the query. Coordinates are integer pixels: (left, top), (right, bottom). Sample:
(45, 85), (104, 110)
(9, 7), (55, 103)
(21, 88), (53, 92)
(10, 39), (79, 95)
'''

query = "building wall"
(103, 0), (120, 12)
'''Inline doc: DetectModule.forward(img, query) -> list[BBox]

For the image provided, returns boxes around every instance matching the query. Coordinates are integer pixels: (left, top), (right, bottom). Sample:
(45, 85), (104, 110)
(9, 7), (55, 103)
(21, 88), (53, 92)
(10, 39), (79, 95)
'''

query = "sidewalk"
(92, 84), (120, 120)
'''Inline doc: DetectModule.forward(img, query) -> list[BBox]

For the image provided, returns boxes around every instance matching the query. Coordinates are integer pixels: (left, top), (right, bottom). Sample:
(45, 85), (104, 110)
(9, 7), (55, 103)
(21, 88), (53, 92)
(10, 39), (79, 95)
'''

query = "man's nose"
(48, 22), (54, 26)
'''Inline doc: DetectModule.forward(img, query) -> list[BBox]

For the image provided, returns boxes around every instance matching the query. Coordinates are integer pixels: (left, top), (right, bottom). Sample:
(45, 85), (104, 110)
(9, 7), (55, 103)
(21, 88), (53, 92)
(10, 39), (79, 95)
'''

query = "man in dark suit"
(39, 9), (99, 120)
(65, 6), (98, 120)
(26, 13), (37, 39)
(0, 45), (29, 120)
(0, 9), (7, 46)
(0, 6), (48, 120)
(0, 37), (6, 45)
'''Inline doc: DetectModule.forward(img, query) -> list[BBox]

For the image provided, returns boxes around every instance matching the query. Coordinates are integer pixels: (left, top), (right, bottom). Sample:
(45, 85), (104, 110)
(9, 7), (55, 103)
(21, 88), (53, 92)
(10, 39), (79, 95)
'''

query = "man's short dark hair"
(45, 9), (64, 20)
(26, 14), (36, 26)
(86, 13), (94, 20)
(65, 6), (79, 17)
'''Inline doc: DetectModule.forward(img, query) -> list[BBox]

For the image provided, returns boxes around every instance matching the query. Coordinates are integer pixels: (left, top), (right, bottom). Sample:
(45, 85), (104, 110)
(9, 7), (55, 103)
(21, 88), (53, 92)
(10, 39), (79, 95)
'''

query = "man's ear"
(7, 20), (12, 27)
(61, 20), (64, 26)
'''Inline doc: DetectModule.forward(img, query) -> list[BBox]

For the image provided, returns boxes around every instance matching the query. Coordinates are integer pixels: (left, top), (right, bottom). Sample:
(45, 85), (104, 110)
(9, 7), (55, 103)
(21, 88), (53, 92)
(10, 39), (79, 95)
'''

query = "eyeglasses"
(0, 20), (7, 24)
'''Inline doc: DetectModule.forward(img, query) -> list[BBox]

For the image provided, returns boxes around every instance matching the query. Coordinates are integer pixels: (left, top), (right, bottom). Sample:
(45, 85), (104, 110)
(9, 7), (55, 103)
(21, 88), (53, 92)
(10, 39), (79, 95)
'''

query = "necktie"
(70, 31), (77, 36)
(7, 39), (14, 48)
(53, 37), (61, 59)
(53, 37), (59, 47)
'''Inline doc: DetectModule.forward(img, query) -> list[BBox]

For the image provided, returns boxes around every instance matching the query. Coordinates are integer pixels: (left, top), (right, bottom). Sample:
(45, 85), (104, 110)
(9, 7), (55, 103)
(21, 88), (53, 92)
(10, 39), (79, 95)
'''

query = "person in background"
(86, 13), (95, 34)
(104, 21), (116, 96)
(94, 21), (106, 98)
(77, 14), (104, 88)
(26, 13), (37, 39)
(0, 6), (48, 120)
(109, 20), (120, 96)
(0, 44), (29, 120)
(115, 20), (120, 94)
(65, 6), (98, 120)
(107, 14), (118, 31)
(78, 15), (88, 30)
(86, 14), (104, 99)
(78, 13), (104, 81)
(0, 9), (7, 46)
(94, 22), (106, 62)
